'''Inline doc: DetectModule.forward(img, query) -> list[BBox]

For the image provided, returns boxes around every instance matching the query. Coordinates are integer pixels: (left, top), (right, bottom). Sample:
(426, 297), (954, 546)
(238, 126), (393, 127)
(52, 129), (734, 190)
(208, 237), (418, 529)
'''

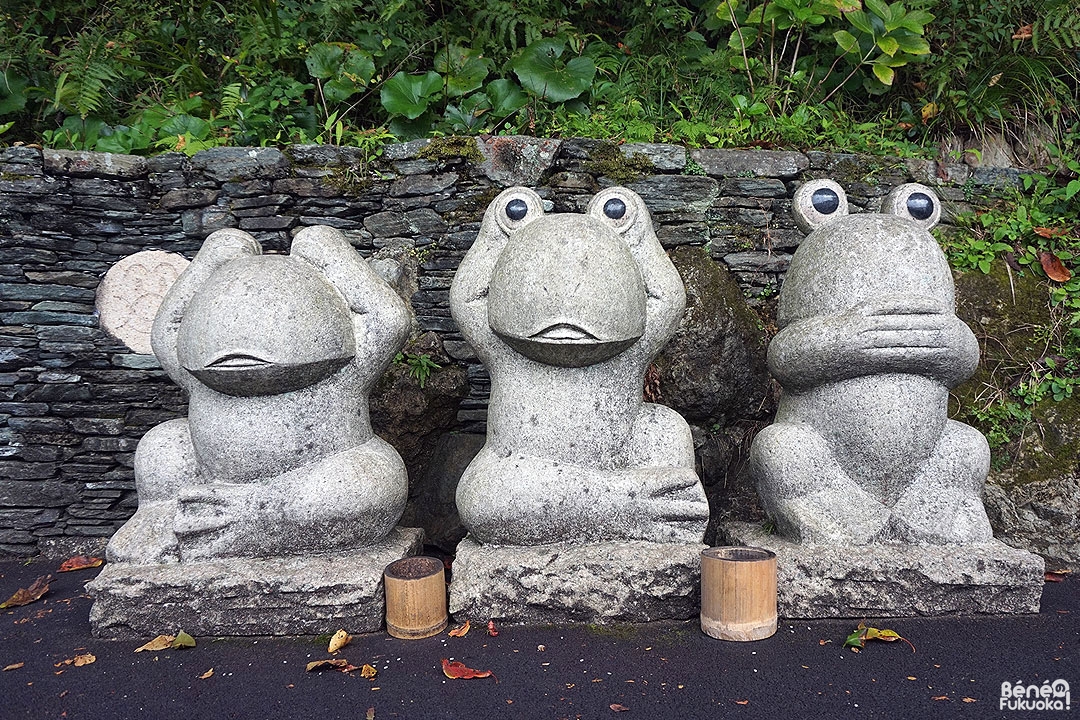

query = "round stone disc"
(96, 250), (190, 355)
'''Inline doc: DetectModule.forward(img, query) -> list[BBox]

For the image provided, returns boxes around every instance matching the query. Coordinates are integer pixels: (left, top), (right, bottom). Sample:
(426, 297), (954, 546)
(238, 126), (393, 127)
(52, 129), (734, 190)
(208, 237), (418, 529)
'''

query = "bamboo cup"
(384, 556), (448, 639)
(700, 546), (778, 641)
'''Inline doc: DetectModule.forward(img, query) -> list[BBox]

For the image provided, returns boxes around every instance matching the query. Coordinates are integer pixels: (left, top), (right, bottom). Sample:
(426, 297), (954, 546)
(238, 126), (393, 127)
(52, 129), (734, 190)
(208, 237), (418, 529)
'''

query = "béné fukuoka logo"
(1000, 679), (1071, 711)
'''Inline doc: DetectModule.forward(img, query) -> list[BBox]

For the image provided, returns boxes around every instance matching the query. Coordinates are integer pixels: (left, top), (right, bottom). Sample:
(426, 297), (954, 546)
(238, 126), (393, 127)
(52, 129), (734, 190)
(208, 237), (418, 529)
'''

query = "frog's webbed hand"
(290, 226), (410, 386)
(151, 229), (261, 390)
(769, 295), (978, 392)
(585, 187), (685, 363)
(450, 187), (544, 364)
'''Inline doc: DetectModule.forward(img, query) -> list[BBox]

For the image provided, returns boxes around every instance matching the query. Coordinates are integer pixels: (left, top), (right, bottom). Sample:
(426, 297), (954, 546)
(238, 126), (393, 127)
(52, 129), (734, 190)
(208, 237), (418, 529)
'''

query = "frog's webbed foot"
(884, 420), (993, 544)
(749, 422), (891, 544)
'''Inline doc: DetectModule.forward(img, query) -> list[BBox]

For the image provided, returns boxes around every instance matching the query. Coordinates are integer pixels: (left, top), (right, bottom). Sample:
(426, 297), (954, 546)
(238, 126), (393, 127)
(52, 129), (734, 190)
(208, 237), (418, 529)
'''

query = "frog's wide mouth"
(185, 351), (352, 397)
(530, 323), (599, 343)
(204, 353), (272, 369)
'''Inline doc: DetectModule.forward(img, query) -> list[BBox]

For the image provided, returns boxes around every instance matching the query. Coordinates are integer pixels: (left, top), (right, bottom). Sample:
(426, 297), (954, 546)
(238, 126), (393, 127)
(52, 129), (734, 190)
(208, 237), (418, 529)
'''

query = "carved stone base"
(449, 536), (706, 625)
(87, 527), (424, 638)
(721, 522), (1044, 618)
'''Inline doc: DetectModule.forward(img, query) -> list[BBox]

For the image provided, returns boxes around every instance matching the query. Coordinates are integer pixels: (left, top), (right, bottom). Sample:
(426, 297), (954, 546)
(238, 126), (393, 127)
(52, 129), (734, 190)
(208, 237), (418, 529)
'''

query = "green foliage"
(394, 351), (442, 389)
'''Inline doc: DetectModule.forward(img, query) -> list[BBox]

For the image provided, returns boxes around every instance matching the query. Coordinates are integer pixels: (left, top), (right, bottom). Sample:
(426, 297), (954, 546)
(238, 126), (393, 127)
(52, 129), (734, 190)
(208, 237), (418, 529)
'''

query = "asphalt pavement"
(0, 556), (1075, 720)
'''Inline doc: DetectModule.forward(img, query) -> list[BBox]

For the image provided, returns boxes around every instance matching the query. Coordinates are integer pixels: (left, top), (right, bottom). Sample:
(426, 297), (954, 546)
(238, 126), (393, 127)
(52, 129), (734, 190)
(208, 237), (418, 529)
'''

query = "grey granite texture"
(749, 181), (995, 545)
(449, 536), (706, 624)
(88, 526), (423, 637)
(105, 225), (411, 564)
(722, 522), (1044, 617)
(449, 186), (709, 545)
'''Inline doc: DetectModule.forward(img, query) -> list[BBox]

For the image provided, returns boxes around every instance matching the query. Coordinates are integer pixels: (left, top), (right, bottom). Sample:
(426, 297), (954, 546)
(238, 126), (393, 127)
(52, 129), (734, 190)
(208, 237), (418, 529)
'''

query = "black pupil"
(603, 198), (626, 219)
(811, 188), (839, 214)
(505, 199), (528, 221)
(907, 192), (934, 220)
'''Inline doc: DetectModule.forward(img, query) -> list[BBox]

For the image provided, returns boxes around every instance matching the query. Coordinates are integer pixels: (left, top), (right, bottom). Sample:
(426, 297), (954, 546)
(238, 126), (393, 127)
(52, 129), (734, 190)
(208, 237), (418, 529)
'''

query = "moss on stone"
(418, 136), (483, 163)
(584, 142), (654, 184)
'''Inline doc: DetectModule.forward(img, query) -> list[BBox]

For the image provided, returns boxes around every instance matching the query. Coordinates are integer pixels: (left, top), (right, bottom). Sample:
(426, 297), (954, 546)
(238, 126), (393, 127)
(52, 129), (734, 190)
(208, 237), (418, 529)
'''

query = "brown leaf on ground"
(328, 629), (352, 653)
(932, 695), (950, 701)
(962, 697), (977, 703)
(0, 575), (51, 609)
(844, 623), (916, 653)
(610, 704), (629, 712)
(735, 699), (750, 705)
(3, 662), (24, 671)
(360, 664), (377, 679)
(1045, 572), (1067, 582)
(487, 620), (498, 637)
(448, 620), (471, 637)
(58, 653), (95, 667)
(57, 556), (104, 573)
(441, 658), (495, 680)
(1039, 251), (1073, 282)
(134, 635), (175, 653)
(199, 668), (214, 679)
(306, 659), (350, 672)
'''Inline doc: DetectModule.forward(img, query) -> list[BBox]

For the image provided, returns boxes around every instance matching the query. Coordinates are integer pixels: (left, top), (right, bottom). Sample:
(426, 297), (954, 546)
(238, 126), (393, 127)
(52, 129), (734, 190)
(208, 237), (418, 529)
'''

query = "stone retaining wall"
(0, 138), (1022, 555)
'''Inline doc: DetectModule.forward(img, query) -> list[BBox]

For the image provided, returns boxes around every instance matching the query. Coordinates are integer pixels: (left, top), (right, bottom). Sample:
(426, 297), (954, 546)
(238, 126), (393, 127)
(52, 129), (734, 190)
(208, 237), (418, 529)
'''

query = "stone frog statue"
(450, 186), (710, 546)
(749, 180), (994, 545)
(107, 226), (411, 564)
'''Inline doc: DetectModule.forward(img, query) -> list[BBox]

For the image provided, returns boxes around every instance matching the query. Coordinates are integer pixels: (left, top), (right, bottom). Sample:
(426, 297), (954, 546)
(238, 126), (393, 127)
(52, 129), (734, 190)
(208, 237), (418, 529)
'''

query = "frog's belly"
(778, 375), (947, 505)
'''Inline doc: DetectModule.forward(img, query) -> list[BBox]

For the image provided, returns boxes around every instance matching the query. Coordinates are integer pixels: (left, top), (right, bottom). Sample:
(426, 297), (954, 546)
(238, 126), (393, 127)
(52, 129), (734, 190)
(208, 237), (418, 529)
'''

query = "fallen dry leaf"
(57, 556), (104, 573)
(441, 658), (495, 680)
(199, 668), (214, 680)
(1039, 251), (1073, 282)
(0, 575), (51, 609)
(134, 635), (175, 653)
(963, 697), (977, 703)
(3, 662), (24, 671)
(487, 620), (498, 637)
(306, 659), (350, 672)
(735, 699), (750, 705)
(1046, 572), (1067, 583)
(172, 631), (196, 649)
(58, 653), (95, 667)
(610, 704), (629, 712)
(328, 629), (352, 653)
(932, 695), (950, 701)
(360, 664), (377, 680)
(448, 620), (471, 637)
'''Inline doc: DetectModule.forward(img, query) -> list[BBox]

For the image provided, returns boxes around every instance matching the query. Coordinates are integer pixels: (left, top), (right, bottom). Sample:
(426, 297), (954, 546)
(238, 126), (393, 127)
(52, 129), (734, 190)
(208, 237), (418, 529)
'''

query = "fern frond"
(54, 31), (120, 119)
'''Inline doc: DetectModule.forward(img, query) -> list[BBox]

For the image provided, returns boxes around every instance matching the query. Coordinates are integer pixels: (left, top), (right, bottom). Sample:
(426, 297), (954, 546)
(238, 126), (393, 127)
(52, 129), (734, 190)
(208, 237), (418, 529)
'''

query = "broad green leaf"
(872, 62), (895, 84)
(864, 0), (891, 22)
(834, 29), (860, 53)
(728, 27), (759, 51)
(340, 50), (376, 86)
(845, 9), (874, 34)
(380, 71), (443, 119)
(893, 34), (931, 54)
(159, 114), (211, 139)
(172, 631), (196, 649)
(876, 35), (899, 55)
(897, 9), (933, 32)
(323, 78), (360, 104)
(0, 71), (29, 115)
(1065, 179), (1080, 200)
(305, 43), (344, 80)
(434, 44), (489, 98)
(485, 79), (528, 116)
(511, 38), (596, 103)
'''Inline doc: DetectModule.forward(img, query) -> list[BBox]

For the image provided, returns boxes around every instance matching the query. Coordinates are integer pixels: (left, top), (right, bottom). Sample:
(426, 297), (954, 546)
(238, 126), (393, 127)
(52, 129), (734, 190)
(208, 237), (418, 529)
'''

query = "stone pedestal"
(88, 527), (423, 638)
(721, 522), (1044, 618)
(449, 537), (706, 625)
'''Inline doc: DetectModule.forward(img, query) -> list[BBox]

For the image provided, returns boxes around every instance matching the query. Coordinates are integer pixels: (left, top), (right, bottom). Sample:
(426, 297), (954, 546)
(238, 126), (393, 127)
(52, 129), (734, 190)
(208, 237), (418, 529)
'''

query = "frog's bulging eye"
(907, 192), (934, 220)
(603, 198), (626, 220)
(505, 199), (529, 221)
(604, 197), (630, 220)
(811, 188), (840, 215)
(792, 179), (849, 233)
(883, 183), (940, 230)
